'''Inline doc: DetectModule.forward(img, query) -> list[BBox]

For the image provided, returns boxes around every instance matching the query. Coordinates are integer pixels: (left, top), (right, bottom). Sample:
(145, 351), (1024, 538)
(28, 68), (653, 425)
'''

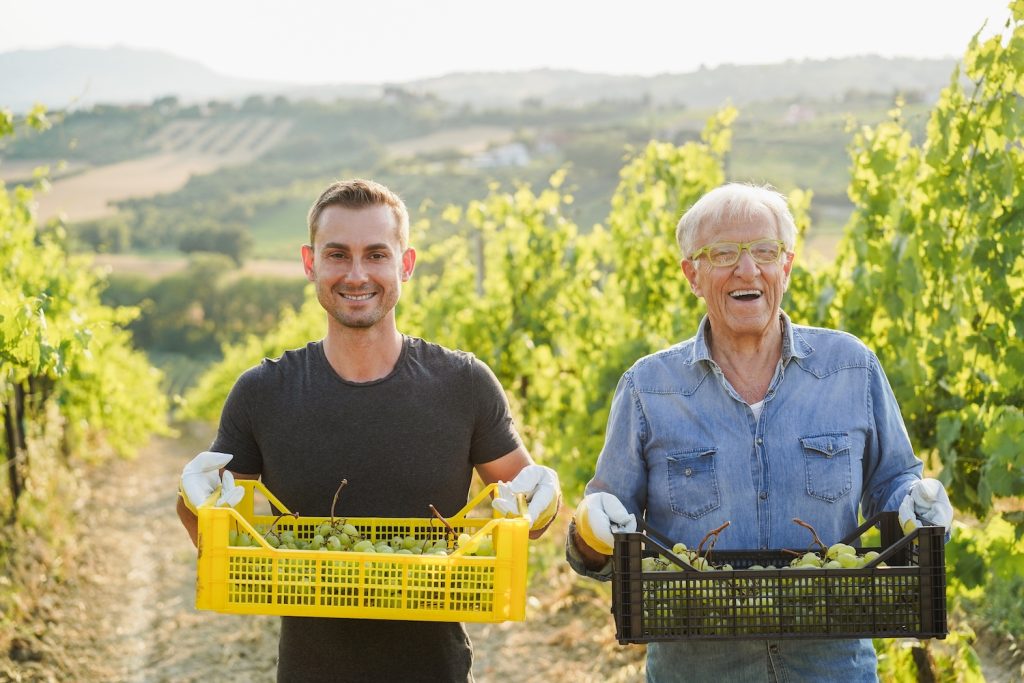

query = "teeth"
(342, 292), (374, 301)
(730, 289), (762, 298)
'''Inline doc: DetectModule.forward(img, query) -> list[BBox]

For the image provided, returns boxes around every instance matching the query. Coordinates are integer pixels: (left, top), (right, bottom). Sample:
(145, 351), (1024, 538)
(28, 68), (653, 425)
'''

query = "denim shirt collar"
(686, 310), (813, 367)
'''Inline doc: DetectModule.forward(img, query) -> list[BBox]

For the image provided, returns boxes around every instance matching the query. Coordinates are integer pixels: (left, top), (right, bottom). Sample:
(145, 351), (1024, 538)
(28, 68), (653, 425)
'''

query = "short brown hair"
(307, 178), (410, 249)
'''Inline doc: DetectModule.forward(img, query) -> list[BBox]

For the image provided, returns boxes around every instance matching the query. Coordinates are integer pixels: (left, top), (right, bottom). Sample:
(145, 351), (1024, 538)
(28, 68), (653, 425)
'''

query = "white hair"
(675, 183), (797, 258)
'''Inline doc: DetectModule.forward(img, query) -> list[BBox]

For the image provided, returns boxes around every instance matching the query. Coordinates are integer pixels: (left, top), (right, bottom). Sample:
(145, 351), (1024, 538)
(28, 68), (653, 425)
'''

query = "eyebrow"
(319, 241), (393, 252)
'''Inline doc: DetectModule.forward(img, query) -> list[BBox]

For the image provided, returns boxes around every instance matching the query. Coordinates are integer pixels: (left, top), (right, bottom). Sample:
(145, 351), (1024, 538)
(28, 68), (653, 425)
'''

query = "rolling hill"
(2, 46), (957, 113)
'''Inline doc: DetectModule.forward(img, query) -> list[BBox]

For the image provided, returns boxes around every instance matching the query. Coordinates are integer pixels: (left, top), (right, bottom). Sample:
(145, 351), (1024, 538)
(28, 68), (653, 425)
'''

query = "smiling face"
(301, 204), (415, 332)
(681, 211), (794, 344)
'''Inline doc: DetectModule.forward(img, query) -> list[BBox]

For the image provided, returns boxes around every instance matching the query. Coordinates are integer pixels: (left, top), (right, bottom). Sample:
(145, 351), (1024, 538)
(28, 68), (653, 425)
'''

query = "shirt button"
(759, 492), (768, 500)
(756, 437), (763, 445)
(769, 645), (779, 653)
(685, 468), (693, 477)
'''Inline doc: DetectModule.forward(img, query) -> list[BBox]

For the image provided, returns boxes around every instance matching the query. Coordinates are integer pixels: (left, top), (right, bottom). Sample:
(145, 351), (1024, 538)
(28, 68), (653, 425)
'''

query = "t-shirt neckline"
(315, 335), (410, 387)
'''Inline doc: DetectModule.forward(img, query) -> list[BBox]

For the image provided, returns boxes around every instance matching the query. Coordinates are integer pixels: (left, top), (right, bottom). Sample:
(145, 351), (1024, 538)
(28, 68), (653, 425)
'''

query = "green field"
(247, 197), (310, 259)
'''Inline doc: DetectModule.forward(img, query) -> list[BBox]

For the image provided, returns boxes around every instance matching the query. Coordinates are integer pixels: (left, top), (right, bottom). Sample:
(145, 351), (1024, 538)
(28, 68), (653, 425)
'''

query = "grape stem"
(264, 511), (299, 540)
(696, 521), (730, 563)
(792, 518), (827, 557)
(428, 504), (456, 540)
(330, 478), (349, 523)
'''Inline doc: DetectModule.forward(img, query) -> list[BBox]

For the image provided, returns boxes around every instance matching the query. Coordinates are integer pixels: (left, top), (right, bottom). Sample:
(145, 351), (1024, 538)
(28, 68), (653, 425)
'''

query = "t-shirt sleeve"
(210, 364), (264, 475)
(467, 356), (523, 465)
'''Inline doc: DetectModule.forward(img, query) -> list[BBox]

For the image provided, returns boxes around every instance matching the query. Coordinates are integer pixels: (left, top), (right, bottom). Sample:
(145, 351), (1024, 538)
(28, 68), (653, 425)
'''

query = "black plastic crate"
(612, 511), (947, 643)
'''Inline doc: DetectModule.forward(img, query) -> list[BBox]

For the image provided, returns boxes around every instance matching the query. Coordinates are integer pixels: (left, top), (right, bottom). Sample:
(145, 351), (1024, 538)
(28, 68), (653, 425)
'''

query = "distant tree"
(115, 256), (306, 356)
(207, 276), (307, 346)
(153, 95), (180, 115)
(100, 273), (152, 308)
(70, 216), (131, 253)
(178, 222), (252, 265)
(204, 99), (235, 115)
(241, 95), (268, 112)
(129, 253), (232, 353)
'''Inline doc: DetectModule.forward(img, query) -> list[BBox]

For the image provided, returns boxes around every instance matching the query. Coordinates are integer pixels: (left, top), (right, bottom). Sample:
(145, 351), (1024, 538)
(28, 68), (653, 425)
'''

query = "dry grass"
(386, 125), (516, 158)
(0, 159), (89, 184)
(90, 254), (304, 280)
(23, 117), (292, 225)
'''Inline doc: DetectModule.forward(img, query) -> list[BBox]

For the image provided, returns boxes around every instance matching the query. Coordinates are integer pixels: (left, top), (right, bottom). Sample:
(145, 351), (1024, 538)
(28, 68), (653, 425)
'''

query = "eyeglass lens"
(707, 240), (782, 266)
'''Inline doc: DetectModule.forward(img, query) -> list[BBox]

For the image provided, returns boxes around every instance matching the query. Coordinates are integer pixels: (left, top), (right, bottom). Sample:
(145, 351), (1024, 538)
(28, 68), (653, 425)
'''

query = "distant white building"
(784, 104), (817, 125)
(467, 142), (532, 168)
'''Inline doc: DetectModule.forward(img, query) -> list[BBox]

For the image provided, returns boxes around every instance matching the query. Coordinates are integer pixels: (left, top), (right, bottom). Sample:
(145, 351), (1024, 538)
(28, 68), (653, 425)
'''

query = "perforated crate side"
(611, 512), (947, 643)
(196, 480), (530, 623)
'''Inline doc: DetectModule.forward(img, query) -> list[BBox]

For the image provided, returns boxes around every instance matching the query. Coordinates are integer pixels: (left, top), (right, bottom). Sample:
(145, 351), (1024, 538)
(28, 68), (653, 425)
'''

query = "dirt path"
(0, 424), (643, 682)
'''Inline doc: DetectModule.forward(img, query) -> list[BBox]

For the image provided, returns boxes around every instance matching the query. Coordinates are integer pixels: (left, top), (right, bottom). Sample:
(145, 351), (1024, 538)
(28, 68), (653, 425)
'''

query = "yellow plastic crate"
(196, 480), (530, 622)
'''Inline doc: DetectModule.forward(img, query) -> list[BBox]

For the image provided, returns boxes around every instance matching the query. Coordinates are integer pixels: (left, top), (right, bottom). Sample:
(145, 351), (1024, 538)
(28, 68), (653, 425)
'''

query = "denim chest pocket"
(801, 433), (853, 502)
(666, 448), (721, 519)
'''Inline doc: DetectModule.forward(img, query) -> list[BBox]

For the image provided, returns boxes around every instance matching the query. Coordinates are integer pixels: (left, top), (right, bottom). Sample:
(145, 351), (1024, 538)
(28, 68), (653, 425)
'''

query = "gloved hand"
(898, 478), (953, 534)
(492, 465), (561, 531)
(179, 451), (244, 514)
(573, 492), (637, 556)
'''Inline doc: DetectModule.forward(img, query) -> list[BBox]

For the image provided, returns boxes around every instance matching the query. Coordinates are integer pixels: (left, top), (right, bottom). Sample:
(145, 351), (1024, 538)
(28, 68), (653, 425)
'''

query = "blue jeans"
(646, 638), (878, 682)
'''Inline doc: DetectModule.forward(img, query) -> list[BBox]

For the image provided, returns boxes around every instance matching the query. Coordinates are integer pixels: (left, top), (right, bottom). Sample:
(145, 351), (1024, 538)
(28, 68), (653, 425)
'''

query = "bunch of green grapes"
(637, 538), (915, 636)
(639, 541), (738, 573)
(784, 543), (884, 569)
(454, 532), (495, 556)
(228, 479), (498, 557)
(229, 524), (496, 557)
(640, 539), (888, 573)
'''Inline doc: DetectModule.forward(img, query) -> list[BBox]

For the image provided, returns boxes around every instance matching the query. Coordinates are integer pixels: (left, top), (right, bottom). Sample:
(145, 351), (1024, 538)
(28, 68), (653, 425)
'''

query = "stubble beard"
(318, 282), (398, 330)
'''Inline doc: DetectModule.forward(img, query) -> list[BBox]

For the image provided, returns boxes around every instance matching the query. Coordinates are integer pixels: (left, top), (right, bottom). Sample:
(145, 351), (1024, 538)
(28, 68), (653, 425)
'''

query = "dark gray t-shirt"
(212, 336), (522, 682)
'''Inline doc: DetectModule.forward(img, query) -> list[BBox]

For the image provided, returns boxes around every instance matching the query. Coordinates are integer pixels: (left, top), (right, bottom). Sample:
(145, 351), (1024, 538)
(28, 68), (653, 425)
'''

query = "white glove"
(898, 478), (953, 534)
(492, 465), (561, 531)
(179, 451), (244, 513)
(574, 492), (637, 556)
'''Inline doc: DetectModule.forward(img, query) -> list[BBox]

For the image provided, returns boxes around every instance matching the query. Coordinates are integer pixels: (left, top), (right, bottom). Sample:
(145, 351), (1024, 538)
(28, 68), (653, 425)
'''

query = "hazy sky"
(2, 0), (1014, 84)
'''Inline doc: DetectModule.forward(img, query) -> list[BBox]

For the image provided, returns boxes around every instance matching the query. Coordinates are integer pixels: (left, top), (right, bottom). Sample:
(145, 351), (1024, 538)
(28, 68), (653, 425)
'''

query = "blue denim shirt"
(567, 312), (923, 682)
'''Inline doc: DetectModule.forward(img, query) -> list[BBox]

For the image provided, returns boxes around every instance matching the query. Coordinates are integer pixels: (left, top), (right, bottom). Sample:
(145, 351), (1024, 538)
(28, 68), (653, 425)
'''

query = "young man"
(177, 179), (559, 682)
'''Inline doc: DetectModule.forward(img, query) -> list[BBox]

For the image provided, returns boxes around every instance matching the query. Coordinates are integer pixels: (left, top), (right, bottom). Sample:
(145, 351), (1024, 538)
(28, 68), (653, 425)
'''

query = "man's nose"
(344, 259), (369, 282)
(734, 250), (760, 277)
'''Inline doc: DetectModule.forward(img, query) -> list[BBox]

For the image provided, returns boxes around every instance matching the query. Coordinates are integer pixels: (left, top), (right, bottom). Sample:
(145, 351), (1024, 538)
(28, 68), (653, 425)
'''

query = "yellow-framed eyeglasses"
(689, 239), (787, 268)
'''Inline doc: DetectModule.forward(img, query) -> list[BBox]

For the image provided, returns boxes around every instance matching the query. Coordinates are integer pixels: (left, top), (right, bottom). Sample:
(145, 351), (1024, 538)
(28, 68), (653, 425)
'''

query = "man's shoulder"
(239, 341), (321, 381)
(792, 324), (872, 355)
(405, 336), (477, 368)
(791, 324), (875, 371)
(626, 338), (701, 386)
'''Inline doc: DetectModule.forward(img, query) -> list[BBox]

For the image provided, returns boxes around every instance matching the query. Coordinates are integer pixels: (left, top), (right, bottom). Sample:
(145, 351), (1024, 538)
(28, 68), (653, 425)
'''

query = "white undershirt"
(749, 400), (765, 420)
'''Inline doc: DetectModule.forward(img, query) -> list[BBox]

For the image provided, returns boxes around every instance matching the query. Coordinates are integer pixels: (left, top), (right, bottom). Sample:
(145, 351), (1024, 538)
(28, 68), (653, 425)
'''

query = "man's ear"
(401, 247), (417, 281)
(681, 259), (702, 297)
(301, 244), (315, 282)
(781, 250), (795, 292)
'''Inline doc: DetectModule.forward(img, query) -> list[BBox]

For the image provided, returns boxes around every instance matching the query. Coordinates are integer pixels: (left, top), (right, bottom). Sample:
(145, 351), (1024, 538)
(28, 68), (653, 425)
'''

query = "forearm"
(177, 495), (199, 548)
